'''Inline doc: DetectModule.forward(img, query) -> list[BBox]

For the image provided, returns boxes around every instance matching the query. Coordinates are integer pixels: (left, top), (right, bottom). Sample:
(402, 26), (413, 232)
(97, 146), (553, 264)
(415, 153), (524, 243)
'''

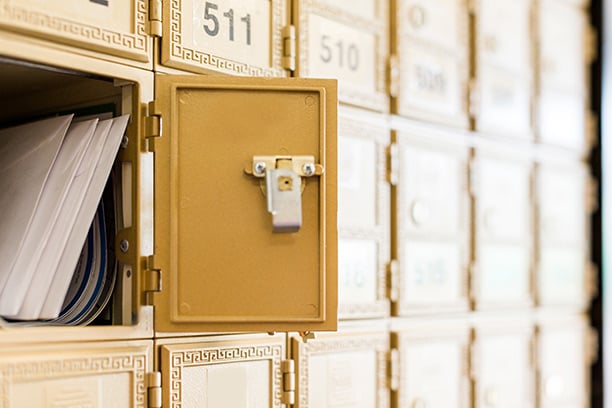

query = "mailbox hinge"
(281, 25), (296, 72)
(387, 260), (399, 303)
(586, 25), (598, 64)
(587, 262), (599, 299)
(386, 143), (399, 186)
(145, 101), (161, 153)
(387, 55), (400, 98)
(587, 176), (599, 213)
(387, 348), (400, 391)
(468, 79), (480, 119)
(144, 255), (162, 303)
(147, 372), (162, 408)
(148, 0), (163, 37)
(586, 111), (598, 150)
(281, 359), (296, 405)
(588, 328), (599, 364)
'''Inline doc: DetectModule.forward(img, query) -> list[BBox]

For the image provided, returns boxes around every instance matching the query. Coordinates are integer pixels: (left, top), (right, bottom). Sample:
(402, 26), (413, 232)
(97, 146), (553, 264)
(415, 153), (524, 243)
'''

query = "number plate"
(161, 0), (287, 76)
(475, 66), (533, 138)
(337, 116), (390, 319)
(477, 243), (531, 304)
(539, 247), (587, 305)
(295, 0), (389, 111)
(0, 0), (150, 64)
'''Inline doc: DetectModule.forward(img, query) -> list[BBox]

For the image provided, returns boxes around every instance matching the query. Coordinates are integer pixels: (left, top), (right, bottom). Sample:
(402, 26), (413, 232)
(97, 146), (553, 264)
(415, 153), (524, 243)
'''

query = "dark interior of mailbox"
(0, 57), (134, 327)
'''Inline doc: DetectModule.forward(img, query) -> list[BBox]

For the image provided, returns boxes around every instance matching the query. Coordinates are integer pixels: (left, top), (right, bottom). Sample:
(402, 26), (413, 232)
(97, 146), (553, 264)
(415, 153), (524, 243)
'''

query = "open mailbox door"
(150, 75), (338, 333)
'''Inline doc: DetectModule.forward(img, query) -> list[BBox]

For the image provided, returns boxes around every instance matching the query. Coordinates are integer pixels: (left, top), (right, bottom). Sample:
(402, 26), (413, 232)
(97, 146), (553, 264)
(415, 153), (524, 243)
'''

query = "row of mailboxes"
(0, 315), (594, 407)
(0, 0), (595, 151)
(337, 109), (595, 320)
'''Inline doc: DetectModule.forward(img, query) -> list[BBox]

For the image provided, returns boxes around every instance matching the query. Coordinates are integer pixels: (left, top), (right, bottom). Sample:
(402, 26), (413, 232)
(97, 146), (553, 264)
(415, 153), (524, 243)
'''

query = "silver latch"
(245, 155), (324, 233)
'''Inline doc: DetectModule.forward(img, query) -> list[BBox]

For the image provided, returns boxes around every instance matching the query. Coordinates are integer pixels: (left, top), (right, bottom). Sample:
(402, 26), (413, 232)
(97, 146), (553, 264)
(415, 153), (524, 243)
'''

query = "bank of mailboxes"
(0, 0), (598, 406)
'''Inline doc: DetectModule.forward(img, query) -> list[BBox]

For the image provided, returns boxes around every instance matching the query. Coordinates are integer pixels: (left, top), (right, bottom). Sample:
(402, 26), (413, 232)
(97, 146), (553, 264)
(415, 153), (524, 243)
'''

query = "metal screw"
(120, 239), (129, 253)
(303, 163), (315, 176)
(254, 161), (267, 175)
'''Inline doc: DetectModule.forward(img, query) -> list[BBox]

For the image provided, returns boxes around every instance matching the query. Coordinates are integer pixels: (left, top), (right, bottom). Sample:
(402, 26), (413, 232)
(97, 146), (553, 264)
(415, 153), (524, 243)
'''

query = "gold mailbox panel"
(395, 132), (470, 314)
(291, 326), (390, 407)
(393, 0), (470, 127)
(538, 317), (593, 408)
(160, 0), (288, 76)
(294, 0), (389, 111)
(151, 75), (337, 333)
(392, 320), (471, 408)
(472, 152), (533, 308)
(160, 334), (285, 408)
(0, 340), (151, 407)
(537, 163), (592, 307)
(0, 0), (151, 65)
(473, 323), (535, 408)
(337, 115), (390, 319)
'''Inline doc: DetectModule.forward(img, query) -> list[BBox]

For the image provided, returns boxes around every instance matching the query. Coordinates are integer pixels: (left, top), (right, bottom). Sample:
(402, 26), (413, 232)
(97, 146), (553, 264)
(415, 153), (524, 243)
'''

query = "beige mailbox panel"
(160, 0), (288, 76)
(151, 75), (337, 333)
(476, 0), (532, 73)
(537, 164), (591, 306)
(0, 0), (151, 65)
(473, 153), (533, 308)
(294, 0), (389, 111)
(538, 319), (591, 408)
(338, 117), (390, 319)
(292, 328), (390, 407)
(396, 134), (469, 313)
(539, 0), (588, 93)
(475, 65), (533, 139)
(473, 326), (535, 408)
(160, 334), (285, 408)
(0, 340), (151, 407)
(394, 0), (470, 127)
(393, 323), (470, 408)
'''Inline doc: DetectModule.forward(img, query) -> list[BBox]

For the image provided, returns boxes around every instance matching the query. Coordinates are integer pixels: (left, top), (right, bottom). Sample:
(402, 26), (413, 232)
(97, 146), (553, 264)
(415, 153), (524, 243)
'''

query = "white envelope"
(0, 115), (72, 295)
(14, 118), (114, 320)
(0, 119), (98, 316)
(40, 115), (130, 320)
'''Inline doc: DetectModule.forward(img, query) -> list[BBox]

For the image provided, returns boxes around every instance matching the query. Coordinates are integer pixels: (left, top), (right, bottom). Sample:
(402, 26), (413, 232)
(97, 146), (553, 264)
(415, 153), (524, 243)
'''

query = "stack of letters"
(0, 114), (129, 323)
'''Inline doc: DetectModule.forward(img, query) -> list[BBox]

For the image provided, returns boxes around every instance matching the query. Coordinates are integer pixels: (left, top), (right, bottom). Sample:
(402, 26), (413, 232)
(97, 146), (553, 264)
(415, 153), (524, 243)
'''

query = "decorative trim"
(0, 0), (149, 61)
(0, 351), (147, 408)
(296, 333), (389, 407)
(166, 344), (283, 408)
(166, 0), (285, 76)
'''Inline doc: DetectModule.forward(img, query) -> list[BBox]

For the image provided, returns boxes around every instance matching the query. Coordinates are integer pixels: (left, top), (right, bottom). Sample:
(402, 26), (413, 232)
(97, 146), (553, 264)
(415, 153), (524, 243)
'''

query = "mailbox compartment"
(290, 322), (390, 407)
(472, 318), (535, 408)
(0, 339), (152, 407)
(392, 0), (470, 127)
(471, 147), (534, 309)
(294, 0), (389, 111)
(536, 161), (593, 308)
(158, 333), (286, 408)
(391, 318), (471, 408)
(394, 127), (470, 314)
(159, 0), (289, 76)
(537, 315), (595, 408)
(0, 0), (151, 69)
(337, 110), (391, 319)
